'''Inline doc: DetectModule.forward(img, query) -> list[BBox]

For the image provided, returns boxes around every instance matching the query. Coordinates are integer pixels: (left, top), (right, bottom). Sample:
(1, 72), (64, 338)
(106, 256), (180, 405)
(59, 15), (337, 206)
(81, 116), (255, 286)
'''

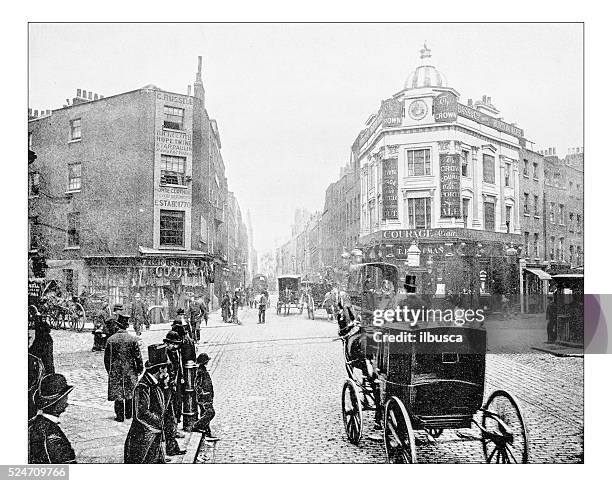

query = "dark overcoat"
(124, 372), (166, 464)
(28, 416), (76, 464)
(104, 330), (143, 401)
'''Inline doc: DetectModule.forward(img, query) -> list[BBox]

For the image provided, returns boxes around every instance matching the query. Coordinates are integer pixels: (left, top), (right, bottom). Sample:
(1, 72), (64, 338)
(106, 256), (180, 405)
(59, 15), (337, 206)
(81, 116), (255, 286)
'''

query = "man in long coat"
(163, 331), (186, 456)
(124, 344), (171, 464)
(28, 373), (76, 464)
(104, 313), (143, 422)
(130, 293), (149, 335)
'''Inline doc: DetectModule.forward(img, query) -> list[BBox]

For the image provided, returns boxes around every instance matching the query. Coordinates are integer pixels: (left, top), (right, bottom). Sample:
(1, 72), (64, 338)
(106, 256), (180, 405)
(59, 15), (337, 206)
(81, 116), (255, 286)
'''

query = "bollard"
(182, 360), (198, 430)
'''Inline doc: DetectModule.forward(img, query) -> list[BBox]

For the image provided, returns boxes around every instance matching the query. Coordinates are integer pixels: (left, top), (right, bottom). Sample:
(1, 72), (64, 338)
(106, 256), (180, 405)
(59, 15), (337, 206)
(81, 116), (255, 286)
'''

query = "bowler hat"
(196, 353), (210, 365)
(116, 313), (130, 328)
(113, 304), (124, 313)
(404, 275), (417, 293)
(146, 344), (171, 370)
(164, 330), (182, 345)
(34, 373), (74, 411)
(176, 308), (185, 315)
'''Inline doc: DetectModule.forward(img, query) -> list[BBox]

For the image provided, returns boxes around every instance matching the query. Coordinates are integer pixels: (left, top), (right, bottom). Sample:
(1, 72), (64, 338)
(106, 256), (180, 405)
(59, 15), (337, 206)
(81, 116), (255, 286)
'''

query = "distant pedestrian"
(124, 344), (171, 464)
(546, 294), (558, 343)
(104, 313), (144, 422)
(258, 293), (267, 324)
(29, 315), (54, 375)
(28, 373), (76, 464)
(221, 293), (231, 323)
(232, 290), (240, 324)
(189, 296), (208, 341)
(192, 353), (218, 441)
(130, 292), (149, 335)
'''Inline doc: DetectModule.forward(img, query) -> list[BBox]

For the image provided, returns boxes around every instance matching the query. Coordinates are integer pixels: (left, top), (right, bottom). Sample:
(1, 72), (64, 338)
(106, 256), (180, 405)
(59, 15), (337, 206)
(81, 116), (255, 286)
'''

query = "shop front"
(358, 228), (523, 311)
(85, 253), (214, 321)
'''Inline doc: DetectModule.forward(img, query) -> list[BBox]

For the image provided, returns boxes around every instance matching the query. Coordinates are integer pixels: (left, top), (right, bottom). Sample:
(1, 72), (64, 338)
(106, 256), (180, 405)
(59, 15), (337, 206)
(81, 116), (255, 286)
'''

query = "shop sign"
(382, 158), (399, 220)
(358, 98), (403, 147)
(156, 92), (193, 105)
(440, 154), (461, 218)
(433, 92), (458, 123)
(155, 129), (192, 157)
(382, 229), (460, 240)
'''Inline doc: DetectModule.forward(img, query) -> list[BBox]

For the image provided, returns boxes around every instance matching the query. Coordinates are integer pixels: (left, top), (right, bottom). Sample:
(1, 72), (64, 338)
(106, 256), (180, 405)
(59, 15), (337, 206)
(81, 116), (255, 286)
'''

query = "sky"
(29, 23), (583, 256)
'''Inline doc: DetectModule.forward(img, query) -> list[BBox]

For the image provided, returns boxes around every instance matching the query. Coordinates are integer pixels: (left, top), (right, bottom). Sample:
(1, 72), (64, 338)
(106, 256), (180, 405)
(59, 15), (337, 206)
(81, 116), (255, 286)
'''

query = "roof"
(524, 268), (552, 280)
(277, 274), (301, 280)
(552, 274), (584, 279)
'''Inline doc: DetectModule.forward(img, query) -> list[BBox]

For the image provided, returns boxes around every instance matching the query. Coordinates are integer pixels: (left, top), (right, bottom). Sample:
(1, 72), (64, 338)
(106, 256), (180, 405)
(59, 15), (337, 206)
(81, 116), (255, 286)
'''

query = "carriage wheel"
(276, 303), (281, 315)
(342, 380), (363, 445)
(28, 305), (39, 329)
(384, 396), (417, 463)
(70, 303), (86, 332)
(50, 308), (64, 330)
(481, 390), (529, 464)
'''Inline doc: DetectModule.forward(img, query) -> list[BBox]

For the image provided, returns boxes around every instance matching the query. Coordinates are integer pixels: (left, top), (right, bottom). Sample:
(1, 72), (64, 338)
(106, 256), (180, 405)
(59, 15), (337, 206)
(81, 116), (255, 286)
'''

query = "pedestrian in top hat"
(192, 353), (218, 440)
(124, 344), (171, 464)
(28, 373), (76, 464)
(231, 290), (241, 324)
(104, 313), (144, 422)
(189, 296), (208, 342)
(162, 331), (186, 456)
(258, 293), (267, 324)
(130, 292), (149, 335)
(92, 304), (121, 352)
(29, 315), (54, 375)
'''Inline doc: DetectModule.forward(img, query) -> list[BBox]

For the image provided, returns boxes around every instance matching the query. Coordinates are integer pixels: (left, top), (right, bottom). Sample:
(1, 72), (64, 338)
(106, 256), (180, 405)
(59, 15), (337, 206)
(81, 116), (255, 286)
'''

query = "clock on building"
(408, 99), (428, 120)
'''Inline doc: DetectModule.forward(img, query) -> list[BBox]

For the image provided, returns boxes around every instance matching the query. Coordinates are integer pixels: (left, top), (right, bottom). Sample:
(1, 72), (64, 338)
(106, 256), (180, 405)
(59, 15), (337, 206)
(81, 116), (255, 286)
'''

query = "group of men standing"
(221, 289), (268, 324)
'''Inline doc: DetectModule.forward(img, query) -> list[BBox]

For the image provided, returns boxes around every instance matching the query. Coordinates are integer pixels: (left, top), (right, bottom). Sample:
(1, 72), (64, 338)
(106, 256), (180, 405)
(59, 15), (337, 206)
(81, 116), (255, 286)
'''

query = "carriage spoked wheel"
(384, 396), (417, 463)
(342, 379), (363, 445)
(481, 390), (529, 463)
(28, 305), (39, 329)
(69, 303), (86, 332)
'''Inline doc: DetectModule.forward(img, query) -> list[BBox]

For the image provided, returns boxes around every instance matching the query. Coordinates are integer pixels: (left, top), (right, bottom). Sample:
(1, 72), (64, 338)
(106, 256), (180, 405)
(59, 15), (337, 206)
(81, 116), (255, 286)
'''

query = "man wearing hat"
(162, 331), (186, 456)
(28, 373), (76, 463)
(130, 292), (149, 335)
(104, 312), (144, 422)
(192, 353), (218, 440)
(124, 344), (171, 464)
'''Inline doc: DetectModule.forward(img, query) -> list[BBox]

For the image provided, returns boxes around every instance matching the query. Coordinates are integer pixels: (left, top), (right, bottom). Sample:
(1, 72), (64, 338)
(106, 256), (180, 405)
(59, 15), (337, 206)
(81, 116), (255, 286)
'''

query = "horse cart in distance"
(28, 279), (88, 332)
(339, 262), (529, 463)
(277, 275), (302, 315)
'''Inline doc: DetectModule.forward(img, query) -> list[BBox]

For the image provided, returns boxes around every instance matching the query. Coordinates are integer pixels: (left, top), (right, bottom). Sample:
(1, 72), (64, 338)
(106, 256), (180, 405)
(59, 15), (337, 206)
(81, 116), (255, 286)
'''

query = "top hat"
(404, 275), (417, 292)
(176, 308), (185, 315)
(146, 344), (171, 370)
(196, 353), (210, 365)
(116, 313), (130, 328)
(34, 373), (74, 410)
(113, 304), (124, 313)
(171, 323), (186, 338)
(163, 330), (183, 345)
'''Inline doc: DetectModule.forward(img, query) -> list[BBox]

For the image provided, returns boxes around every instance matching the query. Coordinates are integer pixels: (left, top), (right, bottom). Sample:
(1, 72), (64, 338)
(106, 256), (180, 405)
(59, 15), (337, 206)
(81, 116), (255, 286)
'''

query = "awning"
(138, 246), (212, 258)
(524, 268), (552, 280)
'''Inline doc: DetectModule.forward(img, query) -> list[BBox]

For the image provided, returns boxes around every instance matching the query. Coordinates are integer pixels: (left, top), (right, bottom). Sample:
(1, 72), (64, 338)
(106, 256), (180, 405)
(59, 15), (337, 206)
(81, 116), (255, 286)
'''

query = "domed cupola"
(404, 43), (447, 90)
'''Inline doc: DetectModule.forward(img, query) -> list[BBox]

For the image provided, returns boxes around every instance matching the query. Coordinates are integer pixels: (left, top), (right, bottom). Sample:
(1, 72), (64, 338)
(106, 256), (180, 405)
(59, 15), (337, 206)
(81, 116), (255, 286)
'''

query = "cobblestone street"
(50, 301), (582, 463)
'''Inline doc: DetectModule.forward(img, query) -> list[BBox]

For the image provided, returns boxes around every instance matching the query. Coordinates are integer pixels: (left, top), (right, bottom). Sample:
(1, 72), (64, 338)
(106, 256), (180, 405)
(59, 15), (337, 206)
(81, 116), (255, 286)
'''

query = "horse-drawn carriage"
(277, 275), (302, 315)
(338, 262), (529, 463)
(28, 279), (87, 332)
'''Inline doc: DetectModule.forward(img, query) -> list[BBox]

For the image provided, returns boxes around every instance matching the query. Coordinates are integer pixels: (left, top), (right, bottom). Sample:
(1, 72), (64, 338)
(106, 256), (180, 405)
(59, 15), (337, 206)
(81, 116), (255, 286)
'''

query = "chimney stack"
(487, 96), (491, 104)
(467, 98), (473, 107)
(187, 85), (192, 96)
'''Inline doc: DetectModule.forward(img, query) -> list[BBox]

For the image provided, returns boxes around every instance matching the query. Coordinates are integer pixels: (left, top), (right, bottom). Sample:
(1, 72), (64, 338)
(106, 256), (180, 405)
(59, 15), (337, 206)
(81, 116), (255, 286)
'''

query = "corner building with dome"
(352, 44), (526, 302)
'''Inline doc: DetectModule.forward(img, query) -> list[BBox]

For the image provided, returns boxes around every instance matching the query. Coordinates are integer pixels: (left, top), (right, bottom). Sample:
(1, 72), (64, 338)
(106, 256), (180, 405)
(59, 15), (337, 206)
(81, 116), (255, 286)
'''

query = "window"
(523, 193), (530, 214)
(549, 202), (555, 223)
(550, 237), (555, 260)
(63, 269), (77, 295)
(483, 155), (495, 184)
(559, 204), (565, 225)
(533, 195), (539, 216)
(569, 181), (573, 190)
(405, 149), (431, 176)
(505, 205), (512, 231)
(523, 159), (528, 176)
(534, 233), (539, 257)
(576, 183), (581, 191)
(569, 245), (574, 265)
(576, 214), (582, 231)
(569, 213), (574, 232)
(524, 232), (530, 256)
(70, 118), (81, 140)
(163, 106), (185, 130)
(533, 162), (539, 179)
(160, 210), (185, 247)
(558, 238), (564, 261)
(577, 246), (582, 266)
(484, 202), (496, 231)
(160, 155), (186, 185)
(461, 150), (470, 177)
(28, 132), (33, 149)
(67, 212), (80, 247)
(462, 198), (470, 224)
(68, 163), (82, 191)
(404, 197), (432, 229)
(367, 164), (374, 189)
(504, 163), (512, 187)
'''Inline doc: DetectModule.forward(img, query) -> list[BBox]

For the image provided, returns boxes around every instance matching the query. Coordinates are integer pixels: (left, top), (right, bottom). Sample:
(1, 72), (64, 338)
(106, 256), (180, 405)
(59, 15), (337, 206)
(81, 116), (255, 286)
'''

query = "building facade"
(28, 57), (249, 314)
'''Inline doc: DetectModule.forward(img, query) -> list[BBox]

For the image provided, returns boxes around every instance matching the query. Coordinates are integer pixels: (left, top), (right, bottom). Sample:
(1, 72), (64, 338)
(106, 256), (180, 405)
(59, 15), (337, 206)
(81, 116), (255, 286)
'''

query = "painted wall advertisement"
(382, 158), (399, 220)
(433, 92), (458, 122)
(439, 154), (461, 218)
(358, 98), (403, 147)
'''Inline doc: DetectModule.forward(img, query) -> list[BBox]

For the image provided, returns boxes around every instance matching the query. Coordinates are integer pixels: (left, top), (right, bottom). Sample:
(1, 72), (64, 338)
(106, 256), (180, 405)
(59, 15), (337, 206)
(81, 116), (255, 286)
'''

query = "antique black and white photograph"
(24, 21), (585, 466)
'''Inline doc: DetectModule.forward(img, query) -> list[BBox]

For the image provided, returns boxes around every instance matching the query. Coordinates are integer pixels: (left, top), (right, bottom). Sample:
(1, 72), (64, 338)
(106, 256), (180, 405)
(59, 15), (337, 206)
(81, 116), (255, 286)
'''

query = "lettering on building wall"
(156, 92), (193, 105)
(359, 98), (403, 147)
(439, 154), (461, 218)
(155, 129), (193, 157)
(433, 92), (458, 122)
(382, 158), (399, 220)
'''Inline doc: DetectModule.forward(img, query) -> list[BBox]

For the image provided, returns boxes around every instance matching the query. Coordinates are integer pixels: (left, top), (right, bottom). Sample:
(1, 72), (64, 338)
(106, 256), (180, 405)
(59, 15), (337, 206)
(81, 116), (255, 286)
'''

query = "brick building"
(28, 57), (249, 314)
